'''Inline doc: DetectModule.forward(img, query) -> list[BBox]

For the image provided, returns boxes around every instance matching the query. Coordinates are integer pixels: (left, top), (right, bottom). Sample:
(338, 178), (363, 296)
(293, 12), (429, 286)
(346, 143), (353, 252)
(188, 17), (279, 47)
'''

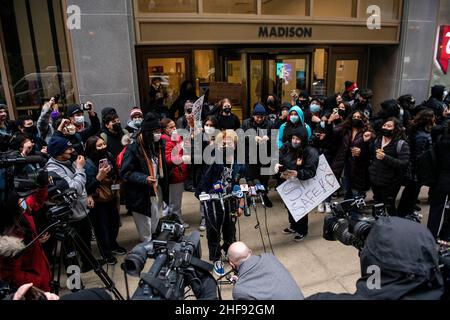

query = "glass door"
(139, 52), (190, 117)
(272, 55), (310, 104)
(330, 53), (365, 95)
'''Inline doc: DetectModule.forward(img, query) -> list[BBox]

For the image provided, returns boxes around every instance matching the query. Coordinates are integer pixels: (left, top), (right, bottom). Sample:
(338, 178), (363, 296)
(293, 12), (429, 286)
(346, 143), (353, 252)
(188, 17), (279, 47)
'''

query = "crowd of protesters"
(0, 79), (449, 295)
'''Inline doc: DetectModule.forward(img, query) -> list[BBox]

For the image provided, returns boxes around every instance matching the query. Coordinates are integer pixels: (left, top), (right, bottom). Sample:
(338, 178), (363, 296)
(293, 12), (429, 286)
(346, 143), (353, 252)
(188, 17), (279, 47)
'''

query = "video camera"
(0, 152), (47, 201)
(322, 197), (386, 250)
(123, 215), (217, 300)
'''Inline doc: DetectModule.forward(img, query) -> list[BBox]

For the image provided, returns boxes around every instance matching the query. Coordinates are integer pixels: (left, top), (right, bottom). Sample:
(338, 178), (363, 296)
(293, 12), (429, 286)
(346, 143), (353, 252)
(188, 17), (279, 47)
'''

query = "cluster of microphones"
(199, 178), (267, 217)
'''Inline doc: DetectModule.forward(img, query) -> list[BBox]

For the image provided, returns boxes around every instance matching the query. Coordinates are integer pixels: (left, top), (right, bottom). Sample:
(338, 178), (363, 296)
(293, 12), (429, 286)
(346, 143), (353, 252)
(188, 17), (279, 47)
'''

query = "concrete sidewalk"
(76, 187), (431, 300)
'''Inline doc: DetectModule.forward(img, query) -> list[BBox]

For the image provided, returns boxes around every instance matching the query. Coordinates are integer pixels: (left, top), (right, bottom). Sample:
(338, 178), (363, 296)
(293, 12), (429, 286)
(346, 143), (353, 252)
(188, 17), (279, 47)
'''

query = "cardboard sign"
(276, 155), (340, 222)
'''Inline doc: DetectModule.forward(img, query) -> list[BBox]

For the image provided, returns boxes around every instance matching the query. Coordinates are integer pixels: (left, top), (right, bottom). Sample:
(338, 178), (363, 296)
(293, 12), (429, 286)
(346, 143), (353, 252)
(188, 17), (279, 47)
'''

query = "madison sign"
(258, 26), (313, 38)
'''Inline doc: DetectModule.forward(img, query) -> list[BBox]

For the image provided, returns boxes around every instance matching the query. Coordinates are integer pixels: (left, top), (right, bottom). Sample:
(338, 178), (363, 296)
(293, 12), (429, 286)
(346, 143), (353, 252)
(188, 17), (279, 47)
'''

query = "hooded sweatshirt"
(277, 106), (312, 149)
(309, 217), (444, 300)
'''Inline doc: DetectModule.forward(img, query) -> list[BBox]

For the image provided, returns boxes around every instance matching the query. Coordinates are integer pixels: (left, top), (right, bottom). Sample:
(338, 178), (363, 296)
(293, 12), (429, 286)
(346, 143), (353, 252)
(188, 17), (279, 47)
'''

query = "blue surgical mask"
(310, 104), (321, 113)
(290, 115), (299, 124)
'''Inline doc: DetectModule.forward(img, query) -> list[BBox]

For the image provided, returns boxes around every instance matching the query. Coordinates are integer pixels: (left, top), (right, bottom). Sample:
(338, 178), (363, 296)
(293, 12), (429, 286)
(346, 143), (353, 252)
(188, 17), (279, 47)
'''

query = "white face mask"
(171, 129), (178, 141)
(64, 124), (77, 136)
(153, 133), (162, 142)
(74, 116), (84, 125)
(205, 127), (216, 136)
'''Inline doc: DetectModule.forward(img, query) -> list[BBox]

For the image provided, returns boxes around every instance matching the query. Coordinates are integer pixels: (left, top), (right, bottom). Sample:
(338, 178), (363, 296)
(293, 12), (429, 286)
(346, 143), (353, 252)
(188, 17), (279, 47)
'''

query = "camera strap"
(140, 273), (170, 299)
(190, 257), (213, 273)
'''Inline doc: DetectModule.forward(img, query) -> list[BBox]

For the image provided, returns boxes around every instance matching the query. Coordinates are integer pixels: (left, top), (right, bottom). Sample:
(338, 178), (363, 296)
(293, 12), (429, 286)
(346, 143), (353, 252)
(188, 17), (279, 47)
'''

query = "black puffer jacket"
(308, 217), (444, 300)
(330, 126), (371, 191)
(434, 122), (450, 193)
(369, 137), (410, 187)
(278, 126), (319, 181)
(120, 138), (169, 217)
(241, 117), (273, 163)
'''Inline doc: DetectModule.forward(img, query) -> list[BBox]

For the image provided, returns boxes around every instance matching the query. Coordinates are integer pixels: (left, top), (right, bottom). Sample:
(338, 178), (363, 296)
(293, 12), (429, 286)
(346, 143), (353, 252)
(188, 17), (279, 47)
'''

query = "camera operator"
(45, 135), (95, 272)
(0, 186), (51, 291)
(227, 242), (304, 300)
(195, 130), (248, 276)
(309, 217), (444, 300)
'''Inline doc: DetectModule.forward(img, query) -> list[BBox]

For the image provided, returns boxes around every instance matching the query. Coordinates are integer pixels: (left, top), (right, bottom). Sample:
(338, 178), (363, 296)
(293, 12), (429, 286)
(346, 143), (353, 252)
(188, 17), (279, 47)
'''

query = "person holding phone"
(274, 126), (319, 242)
(65, 102), (101, 142)
(85, 136), (126, 265)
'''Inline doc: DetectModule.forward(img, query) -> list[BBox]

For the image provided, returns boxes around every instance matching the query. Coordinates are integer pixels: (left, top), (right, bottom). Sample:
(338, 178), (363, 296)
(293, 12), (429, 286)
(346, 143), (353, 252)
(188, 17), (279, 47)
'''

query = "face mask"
(267, 99), (275, 108)
(24, 125), (38, 136)
(292, 142), (302, 149)
(95, 148), (107, 158)
(153, 133), (162, 142)
(310, 104), (321, 113)
(381, 128), (394, 138)
(74, 116), (84, 125)
(223, 108), (232, 115)
(290, 115), (299, 124)
(338, 109), (347, 118)
(133, 119), (142, 128)
(64, 124), (77, 136)
(171, 130), (178, 141)
(70, 150), (78, 163)
(112, 123), (122, 132)
(51, 110), (60, 121)
(205, 127), (216, 136)
(352, 119), (364, 129)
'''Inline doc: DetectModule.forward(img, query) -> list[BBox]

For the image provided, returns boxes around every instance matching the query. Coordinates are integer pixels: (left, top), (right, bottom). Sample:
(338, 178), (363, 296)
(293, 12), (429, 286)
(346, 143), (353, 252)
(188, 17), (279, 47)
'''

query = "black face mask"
(352, 119), (364, 129)
(381, 128), (394, 138)
(267, 99), (276, 108)
(338, 109), (347, 118)
(112, 123), (122, 133)
(223, 108), (232, 115)
(24, 125), (38, 136)
(70, 150), (79, 163)
(94, 148), (107, 159)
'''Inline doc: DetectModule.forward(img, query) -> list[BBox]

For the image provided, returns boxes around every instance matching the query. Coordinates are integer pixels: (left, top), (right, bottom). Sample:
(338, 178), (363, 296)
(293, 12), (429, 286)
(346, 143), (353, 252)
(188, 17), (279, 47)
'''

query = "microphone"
(212, 181), (225, 212)
(199, 192), (211, 202)
(231, 185), (243, 199)
(239, 178), (251, 217)
(248, 181), (257, 207)
(254, 179), (266, 208)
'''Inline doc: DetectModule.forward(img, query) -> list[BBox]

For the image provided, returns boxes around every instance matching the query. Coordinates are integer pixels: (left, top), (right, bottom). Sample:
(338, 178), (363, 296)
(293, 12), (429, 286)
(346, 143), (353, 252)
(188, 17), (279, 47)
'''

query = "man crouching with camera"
(227, 242), (304, 300)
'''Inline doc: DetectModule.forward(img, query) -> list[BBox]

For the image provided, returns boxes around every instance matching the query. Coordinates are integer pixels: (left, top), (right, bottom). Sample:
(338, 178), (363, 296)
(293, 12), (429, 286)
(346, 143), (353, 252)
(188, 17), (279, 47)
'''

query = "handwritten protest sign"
(276, 155), (340, 222)
(192, 95), (204, 129)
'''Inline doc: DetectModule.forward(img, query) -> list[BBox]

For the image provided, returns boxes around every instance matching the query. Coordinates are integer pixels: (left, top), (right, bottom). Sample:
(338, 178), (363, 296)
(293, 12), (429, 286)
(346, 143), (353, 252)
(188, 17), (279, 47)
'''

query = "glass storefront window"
(312, 49), (328, 97)
(335, 60), (359, 94)
(358, 0), (399, 20)
(147, 57), (186, 109)
(250, 59), (263, 108)
(203, 0), (257, 14)
(262, 0), (307, 16)
(136, 0), (198, 13)
(314, 0), (354, 18)
(194, 50), (215, 97)
(0, 0), (75, 117)
(0, 71), (6, 105)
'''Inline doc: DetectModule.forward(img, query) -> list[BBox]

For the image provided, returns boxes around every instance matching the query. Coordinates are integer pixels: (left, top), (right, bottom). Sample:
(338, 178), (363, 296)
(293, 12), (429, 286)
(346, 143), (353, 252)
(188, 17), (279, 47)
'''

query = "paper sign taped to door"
(276, 155), (340, 222)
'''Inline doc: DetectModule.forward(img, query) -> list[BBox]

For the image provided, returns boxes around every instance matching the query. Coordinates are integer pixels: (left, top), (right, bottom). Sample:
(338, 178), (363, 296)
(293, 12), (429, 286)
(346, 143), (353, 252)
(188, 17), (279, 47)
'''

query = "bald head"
(227, 242), (252, 269)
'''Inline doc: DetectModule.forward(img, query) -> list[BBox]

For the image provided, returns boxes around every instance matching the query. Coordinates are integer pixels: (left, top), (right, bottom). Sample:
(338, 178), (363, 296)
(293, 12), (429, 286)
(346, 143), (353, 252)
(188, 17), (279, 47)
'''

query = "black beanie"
(140, 112), (160, 132)
(66, 104), (82, 117)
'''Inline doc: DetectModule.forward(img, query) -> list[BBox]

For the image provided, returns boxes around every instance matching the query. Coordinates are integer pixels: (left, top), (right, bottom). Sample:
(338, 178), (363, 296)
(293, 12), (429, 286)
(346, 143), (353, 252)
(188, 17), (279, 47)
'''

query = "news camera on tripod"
(122, 215), (218, 300)
(309, 197), (449, 300)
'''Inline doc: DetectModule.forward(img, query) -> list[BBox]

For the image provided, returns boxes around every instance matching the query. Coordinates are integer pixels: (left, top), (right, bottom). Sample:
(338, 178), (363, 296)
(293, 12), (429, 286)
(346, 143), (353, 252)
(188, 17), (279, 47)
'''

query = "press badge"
(111, 184), (120, 191)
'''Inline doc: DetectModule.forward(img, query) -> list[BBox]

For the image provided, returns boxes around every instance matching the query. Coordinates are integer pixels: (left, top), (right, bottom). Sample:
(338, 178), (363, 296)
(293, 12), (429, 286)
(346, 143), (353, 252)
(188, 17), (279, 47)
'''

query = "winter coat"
(120, 139), (169, 217)
(36, 103), (54, 144)
(217, 113), (241, 130)
(85, 154), (119, 198)
(279, 143), (319, 181)
(330, 126), (371, 191)
(0, 188), (51, 292)
(52, 130), (85, 156)
(369, 137), (410, 187)
(309, 217), (444, 300)
(161, 133), (188, 184)
(100, 128), (129, 159)
(277, 106), (312, 149)
(195, 162), (248, 197)
(45, 158), (89, 221)
(434, 123), (450, 193)
(241, 117), (273, 163)
(408, 129), (432, 181)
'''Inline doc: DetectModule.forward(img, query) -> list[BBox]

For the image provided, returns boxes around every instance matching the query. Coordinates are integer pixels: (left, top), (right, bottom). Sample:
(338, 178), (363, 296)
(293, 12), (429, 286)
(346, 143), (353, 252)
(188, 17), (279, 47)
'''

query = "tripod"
(50, 219), (124, 300)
